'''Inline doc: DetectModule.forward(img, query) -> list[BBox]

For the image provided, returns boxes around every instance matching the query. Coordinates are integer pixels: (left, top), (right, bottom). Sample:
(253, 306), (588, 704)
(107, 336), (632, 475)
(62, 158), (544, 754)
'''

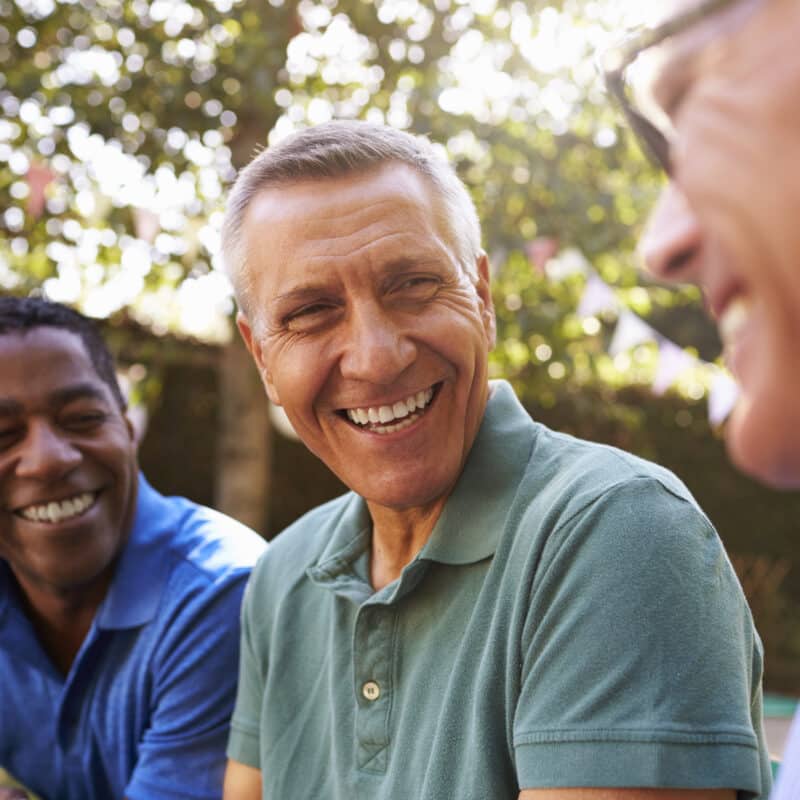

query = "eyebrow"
(273, 256), (443, 307)
(0, 383), (110, 418)
(273, 285), (337, 307)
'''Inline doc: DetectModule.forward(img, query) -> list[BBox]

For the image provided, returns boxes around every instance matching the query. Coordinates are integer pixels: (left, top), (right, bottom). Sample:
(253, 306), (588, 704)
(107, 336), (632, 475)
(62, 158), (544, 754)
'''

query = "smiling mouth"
(340, 383), (439, 435)
(15, 492), (99, 524)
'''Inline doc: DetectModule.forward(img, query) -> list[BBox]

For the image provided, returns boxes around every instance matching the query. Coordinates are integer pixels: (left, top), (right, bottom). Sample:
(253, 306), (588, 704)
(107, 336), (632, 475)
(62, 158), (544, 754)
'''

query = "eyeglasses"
(603, 0), (755, 175)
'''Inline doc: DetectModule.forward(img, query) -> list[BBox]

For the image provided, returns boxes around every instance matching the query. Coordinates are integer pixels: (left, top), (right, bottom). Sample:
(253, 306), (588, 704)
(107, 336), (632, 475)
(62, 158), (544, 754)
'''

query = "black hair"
(0, 295), (126, 410)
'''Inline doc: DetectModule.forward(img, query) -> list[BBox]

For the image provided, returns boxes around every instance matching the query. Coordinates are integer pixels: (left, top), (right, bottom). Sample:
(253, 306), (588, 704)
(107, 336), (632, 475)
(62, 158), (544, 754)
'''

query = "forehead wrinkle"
(307, 226), (444, 263)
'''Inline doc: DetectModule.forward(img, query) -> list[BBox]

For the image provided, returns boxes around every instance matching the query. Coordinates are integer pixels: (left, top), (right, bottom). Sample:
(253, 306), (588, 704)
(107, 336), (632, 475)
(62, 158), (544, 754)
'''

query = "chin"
(360, 477), (453, 513)
(727, 399), (800, 490)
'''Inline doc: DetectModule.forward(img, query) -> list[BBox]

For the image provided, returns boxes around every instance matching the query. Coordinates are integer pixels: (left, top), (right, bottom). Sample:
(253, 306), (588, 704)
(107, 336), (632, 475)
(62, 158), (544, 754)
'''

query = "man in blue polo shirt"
(219, 120), (771, 799)
(0, 297), (266, 800)
(604, 1), (800, 795)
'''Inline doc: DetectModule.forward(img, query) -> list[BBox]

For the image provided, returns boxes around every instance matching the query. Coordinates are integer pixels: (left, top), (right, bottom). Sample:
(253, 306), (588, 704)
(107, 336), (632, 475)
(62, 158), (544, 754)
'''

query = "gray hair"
(221, 120), (483, 315)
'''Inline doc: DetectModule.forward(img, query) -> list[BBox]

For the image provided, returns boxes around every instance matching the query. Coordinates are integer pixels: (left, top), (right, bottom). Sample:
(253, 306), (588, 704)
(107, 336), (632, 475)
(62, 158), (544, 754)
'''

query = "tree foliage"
(2, 0), (800, 689)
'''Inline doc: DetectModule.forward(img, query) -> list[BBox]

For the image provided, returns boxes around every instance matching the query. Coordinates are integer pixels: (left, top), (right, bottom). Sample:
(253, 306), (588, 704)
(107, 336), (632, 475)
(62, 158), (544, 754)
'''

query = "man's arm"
(520, 791), (735, 800)
(223, 760), (261, 800)
(512, 478), (769, 795)
(124, 574), (253, 800)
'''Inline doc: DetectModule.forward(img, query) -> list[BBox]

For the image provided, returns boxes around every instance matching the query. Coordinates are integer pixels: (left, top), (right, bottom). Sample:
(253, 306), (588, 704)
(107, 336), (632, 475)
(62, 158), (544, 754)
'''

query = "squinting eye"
(285, 303), (337, 330)
(62, 413), (107, 431)
(395, 276), (440, 296)
(0, 427), (22, 449)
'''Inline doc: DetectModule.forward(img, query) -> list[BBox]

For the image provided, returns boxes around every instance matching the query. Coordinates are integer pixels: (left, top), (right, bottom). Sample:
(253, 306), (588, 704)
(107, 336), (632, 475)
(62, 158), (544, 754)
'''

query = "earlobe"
(236, 311), (282, 406)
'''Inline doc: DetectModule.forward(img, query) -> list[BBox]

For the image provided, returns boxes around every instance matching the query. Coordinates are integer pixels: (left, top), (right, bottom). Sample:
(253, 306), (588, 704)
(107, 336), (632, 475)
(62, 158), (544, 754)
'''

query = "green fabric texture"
(228, 380), (771, 799)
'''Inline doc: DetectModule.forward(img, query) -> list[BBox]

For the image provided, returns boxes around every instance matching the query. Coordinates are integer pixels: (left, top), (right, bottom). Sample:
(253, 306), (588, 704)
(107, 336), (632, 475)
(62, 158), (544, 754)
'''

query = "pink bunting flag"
(525, 237), (559, 274)
(26, 161), (56, 219)
(133, 207), (161, 244)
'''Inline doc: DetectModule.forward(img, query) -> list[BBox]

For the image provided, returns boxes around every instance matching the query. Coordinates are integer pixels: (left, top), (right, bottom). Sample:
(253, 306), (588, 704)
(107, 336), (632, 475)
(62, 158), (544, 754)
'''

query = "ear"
(474, 251), (496, 349)
(124, 412), (136, 443)
(236, 311), (282, 406)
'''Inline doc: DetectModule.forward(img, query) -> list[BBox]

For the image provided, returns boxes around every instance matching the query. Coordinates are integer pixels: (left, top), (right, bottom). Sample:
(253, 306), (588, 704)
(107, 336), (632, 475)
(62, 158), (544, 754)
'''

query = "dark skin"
(13, 570), (112, 675)
(0, 329), (138, 676)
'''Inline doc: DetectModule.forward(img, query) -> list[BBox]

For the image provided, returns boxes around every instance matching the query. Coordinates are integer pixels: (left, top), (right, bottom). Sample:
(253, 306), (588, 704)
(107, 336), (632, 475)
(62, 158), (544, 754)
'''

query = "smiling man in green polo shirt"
(219, 120), (771, 800)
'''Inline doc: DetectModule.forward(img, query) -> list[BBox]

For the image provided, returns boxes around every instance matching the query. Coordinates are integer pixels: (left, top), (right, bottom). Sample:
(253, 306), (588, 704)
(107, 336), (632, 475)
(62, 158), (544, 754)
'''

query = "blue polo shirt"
(0, 474), (266, 800)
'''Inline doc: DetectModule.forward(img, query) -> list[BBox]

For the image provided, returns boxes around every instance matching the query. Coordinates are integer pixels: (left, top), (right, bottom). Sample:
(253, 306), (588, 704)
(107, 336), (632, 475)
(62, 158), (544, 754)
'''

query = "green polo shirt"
(228, 380), (771, 799)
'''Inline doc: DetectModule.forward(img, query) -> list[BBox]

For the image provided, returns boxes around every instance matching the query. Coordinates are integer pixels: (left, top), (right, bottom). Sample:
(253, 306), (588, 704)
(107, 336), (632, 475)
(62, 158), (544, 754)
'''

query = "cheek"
(266, 349), (330, 420)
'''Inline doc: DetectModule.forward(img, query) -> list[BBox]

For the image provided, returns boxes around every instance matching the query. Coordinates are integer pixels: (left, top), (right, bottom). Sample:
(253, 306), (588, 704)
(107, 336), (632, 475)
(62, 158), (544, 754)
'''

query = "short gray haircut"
(221, 120), (483, 315)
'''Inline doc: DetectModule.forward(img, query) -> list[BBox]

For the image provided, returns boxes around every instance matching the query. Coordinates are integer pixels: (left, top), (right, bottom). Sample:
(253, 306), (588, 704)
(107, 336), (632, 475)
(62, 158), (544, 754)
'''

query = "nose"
(15, 422), (82, 480)
(338, 302), (417, 385)
(640, 182), (703, 283)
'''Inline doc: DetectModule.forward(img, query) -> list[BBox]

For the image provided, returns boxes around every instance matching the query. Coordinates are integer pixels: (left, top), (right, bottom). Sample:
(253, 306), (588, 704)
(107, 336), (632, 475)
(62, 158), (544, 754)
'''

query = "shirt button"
(362, 680), (381, 701)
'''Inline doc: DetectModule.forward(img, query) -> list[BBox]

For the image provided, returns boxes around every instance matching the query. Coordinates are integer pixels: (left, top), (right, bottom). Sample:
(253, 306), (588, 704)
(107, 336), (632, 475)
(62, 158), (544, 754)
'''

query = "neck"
(367, 497), (447, 590)
(14, 572), (111, 675)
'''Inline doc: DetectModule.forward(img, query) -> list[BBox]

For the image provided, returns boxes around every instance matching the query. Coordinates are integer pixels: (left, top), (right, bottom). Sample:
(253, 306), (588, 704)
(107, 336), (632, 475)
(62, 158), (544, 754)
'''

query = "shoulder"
(149, 490), (267, 587)
(245, 492), (357, 596)
(522, 423), (706, 528)
(499, 424), (724, 591)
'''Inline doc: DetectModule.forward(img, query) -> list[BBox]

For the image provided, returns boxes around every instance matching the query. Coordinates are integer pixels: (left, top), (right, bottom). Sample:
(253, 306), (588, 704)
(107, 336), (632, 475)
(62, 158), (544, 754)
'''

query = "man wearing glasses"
(605, 0), (800, 796)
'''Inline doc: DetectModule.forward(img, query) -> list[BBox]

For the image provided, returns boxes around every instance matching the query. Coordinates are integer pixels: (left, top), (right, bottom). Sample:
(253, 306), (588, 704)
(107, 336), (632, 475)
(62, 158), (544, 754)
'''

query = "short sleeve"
(125, 571), (250, 800)
(226, 572), (266, 769)
(513, 477), (769, 796)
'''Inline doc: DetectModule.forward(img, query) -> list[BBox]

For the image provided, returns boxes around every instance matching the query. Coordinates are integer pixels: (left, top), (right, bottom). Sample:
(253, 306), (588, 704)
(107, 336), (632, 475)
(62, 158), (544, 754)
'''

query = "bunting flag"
(133, 207), (160, 244)
(608, 309), (657, 357)
(652, 340), (697, 396)
(576, 272), (619, 319)
(708, 370), (740, 426)
(573, 269), (741, 426)
(26, 161), (56, 219)
(546, 247), (590, 281)
(525, 237), (559, 274)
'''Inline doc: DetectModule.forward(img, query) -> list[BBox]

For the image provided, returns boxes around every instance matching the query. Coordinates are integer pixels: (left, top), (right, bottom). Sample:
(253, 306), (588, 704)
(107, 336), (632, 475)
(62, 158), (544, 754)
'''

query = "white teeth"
(718, 296), (751, 346)
(345, 387), (435, 428)
(392, 400), (409, 419)
(19, 492), (95, 524)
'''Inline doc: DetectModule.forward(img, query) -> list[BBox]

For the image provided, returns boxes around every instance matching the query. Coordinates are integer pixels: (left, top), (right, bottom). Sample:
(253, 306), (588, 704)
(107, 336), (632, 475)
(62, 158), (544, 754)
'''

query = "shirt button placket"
(353, 604), (394, 774)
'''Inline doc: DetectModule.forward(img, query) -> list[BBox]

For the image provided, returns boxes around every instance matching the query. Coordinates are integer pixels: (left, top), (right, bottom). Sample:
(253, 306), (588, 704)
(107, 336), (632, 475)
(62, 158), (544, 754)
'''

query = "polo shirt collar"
(419, 380), (536, 565)
(308, 380), (536, 584)
(95, 473), (175, 630)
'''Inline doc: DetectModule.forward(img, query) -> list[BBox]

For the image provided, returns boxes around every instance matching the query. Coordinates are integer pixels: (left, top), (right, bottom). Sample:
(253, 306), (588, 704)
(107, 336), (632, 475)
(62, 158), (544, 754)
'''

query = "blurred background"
(1, 0), (798, 712)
